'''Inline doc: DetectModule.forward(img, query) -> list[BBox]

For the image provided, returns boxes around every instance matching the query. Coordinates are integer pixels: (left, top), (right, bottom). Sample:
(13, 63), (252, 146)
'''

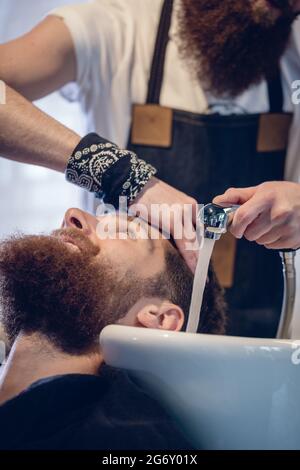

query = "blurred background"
(0, 0), (87, 238)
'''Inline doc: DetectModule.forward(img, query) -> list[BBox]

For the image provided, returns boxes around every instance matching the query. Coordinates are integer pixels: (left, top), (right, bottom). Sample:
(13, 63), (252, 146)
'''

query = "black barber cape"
(0, 365), (192, 450)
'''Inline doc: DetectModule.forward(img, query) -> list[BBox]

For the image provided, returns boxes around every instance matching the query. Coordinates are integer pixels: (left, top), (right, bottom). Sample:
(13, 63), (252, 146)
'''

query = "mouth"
(53, 229), (85, 253)
(60, 234), (81, 252)
(51, 228), (100, 257)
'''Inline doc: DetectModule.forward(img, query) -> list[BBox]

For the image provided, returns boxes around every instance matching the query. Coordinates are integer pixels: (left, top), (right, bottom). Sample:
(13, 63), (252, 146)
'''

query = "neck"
(0, 332), (103, 405)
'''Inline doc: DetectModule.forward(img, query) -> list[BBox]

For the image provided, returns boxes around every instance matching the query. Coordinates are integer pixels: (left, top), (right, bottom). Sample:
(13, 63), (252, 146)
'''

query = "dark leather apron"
(127, 0), (293, 337)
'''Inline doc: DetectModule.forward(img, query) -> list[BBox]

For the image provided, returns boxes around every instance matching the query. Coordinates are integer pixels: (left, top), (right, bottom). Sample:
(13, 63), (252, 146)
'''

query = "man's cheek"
(105, 247), (134, 273)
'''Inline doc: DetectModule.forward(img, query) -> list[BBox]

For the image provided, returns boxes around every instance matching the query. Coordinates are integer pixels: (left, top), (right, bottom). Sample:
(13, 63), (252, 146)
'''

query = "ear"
(137, 302), (184, 332)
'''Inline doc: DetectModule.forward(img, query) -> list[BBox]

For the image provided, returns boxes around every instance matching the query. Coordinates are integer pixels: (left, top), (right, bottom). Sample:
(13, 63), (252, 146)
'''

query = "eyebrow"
(125, 215), (157, 253)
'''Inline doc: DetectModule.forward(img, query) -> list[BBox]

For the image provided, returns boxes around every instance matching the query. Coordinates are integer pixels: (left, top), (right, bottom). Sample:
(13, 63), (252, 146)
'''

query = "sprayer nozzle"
(199, 203), (239, 240)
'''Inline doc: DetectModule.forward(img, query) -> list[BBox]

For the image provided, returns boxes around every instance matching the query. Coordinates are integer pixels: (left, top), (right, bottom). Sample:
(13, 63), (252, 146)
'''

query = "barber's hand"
(130, 177), (198, 272)
(213, 181), (300, 250)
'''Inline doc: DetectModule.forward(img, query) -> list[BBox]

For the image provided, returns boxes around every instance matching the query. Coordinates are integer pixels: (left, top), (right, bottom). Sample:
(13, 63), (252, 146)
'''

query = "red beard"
(0, 232), (130, 354)
(177, 0), (295, 97)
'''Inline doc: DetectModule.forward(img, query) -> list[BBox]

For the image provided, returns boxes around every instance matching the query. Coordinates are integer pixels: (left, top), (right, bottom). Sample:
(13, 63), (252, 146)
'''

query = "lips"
(54, 229), (86, 252)
(52, 228), (100, 257)
(60, 234), (82, 252)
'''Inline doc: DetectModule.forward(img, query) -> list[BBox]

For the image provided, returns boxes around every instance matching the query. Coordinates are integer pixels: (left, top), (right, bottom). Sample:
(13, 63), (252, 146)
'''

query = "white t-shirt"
(51, 0), (300, 174)
(51, 0), (300, 337)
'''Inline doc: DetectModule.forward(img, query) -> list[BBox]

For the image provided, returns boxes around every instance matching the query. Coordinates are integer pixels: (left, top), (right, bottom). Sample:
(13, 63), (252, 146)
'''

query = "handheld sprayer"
(188, 203), (297, 339)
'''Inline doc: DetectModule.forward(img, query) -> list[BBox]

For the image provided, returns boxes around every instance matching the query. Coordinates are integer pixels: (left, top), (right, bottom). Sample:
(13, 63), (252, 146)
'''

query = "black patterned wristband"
(65, 133), (157, 205)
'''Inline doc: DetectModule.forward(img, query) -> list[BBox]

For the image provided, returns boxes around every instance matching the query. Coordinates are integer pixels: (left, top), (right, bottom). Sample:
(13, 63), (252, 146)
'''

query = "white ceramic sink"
(100, 325), (300, 450)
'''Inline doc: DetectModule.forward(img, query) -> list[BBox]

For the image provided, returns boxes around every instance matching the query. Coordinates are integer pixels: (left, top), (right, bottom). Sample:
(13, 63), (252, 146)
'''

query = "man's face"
(0, 209), (227, 353)
(177, 0), (296, 97)
(0, 209), (184, 354)
(58, 208), (166, 281)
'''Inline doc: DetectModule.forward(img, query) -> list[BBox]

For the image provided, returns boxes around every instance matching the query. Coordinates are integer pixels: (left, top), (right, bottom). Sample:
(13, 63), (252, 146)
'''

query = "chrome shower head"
(199, 203), (240, 240)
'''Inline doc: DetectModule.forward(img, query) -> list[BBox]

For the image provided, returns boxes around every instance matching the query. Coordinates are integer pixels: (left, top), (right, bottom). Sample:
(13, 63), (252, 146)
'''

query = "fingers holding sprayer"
(213, 186), (257, 207)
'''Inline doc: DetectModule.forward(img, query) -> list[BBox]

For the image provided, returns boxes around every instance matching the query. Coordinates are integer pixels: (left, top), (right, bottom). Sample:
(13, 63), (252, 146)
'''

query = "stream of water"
(186, 237), (215, 333)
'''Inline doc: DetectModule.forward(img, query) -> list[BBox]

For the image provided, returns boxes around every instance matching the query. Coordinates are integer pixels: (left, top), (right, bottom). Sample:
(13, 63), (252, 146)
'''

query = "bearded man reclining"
(0, 209), (226, 450)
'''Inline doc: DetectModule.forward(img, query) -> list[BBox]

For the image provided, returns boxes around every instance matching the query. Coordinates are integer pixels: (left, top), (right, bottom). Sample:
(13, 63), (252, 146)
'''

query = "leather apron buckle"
(257, 113), (293, 153)
(131, 104), (173, 148)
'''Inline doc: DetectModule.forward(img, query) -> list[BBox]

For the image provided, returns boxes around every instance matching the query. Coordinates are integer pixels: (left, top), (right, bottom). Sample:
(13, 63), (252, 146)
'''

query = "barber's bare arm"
(0, 16), (80, 171)
(0, 16), (75, 100)
(214, 182), (300, 250)
(0, 85), (80, 171)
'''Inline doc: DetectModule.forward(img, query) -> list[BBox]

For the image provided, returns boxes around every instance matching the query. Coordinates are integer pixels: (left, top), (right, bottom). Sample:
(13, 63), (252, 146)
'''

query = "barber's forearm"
(0, 84), (80, 172)
(0, 84), (157, 205)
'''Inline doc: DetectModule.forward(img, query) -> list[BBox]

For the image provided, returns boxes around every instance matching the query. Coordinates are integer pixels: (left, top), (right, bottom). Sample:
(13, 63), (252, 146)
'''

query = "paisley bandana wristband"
(65, 133), (157, 206)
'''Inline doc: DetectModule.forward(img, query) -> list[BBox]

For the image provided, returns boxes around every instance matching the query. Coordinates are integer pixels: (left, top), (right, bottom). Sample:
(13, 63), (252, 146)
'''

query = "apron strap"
(147, 0), (173, 104)
(267, 72), (284, 113)
(147, 0), (284, 113)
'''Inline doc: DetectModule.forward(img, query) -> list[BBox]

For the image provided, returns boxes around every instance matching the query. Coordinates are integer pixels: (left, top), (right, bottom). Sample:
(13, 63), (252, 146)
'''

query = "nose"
(62, 208), (90, 233)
